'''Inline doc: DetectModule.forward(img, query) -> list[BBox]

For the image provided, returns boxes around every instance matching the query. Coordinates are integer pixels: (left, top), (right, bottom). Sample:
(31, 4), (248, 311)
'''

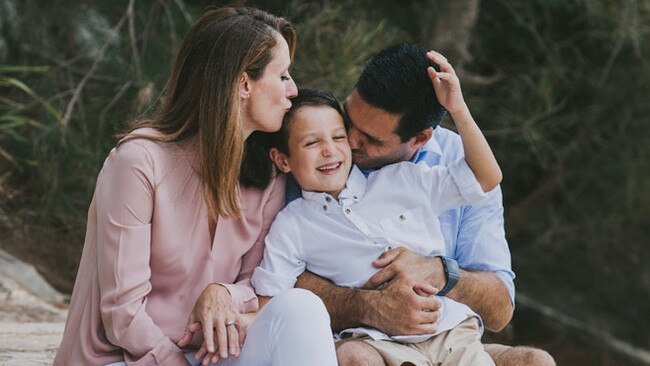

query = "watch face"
(446, 257), (460, 277)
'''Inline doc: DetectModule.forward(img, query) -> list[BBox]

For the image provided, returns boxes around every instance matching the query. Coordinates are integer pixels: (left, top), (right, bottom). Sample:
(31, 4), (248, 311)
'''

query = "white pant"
(107, 289), (337, 366)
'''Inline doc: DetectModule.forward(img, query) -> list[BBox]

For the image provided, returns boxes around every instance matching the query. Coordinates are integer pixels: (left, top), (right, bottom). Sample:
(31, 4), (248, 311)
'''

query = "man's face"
(343, 90), (419, 169)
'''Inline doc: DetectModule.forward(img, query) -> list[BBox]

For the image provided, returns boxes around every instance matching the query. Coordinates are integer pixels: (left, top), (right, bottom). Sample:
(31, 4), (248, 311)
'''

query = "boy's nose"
(321, 142), (334, 157)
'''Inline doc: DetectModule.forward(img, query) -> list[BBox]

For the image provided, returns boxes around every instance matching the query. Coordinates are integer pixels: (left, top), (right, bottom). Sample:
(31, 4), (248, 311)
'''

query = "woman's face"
(242, 35), (298, 137)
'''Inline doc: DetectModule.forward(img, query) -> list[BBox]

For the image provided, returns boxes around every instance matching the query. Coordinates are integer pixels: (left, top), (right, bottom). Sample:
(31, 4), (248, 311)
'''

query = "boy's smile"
(273, 105), (352, 198)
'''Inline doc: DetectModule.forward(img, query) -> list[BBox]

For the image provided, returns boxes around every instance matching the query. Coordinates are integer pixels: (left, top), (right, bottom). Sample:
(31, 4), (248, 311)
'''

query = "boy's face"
(273, 105), (351, 198)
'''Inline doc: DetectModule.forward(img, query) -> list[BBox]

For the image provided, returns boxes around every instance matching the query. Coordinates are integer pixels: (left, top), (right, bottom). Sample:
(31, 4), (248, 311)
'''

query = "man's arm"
(295, 272), (362, 331)
(447, 269), (513, 331)
(296, 271), (441, 336)
(362, 247), (513, 332)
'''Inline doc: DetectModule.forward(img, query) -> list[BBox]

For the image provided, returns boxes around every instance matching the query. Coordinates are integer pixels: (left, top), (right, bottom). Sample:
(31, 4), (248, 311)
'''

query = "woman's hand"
(197, 312), (257, 365)
(177, 284), (246, 363)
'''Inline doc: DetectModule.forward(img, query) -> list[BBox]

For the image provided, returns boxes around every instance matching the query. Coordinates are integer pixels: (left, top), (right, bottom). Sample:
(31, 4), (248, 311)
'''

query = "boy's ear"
(269, 147), (291, 173)
(239, 72), (252, 99)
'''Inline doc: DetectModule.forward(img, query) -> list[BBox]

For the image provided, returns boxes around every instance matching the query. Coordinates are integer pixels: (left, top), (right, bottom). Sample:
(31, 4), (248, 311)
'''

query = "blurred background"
(0, 0), (648, 364)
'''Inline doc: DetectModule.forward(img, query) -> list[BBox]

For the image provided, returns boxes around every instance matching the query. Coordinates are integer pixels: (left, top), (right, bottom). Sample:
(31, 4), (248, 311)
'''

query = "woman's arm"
(220, 174), (287, 314)
(179, 174), (287, 363)
(96, 141), (189, 365)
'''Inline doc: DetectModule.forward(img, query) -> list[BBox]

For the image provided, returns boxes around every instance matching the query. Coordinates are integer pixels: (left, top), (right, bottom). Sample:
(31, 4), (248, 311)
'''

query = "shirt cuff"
(494, 271), (516, 306)
(447, 158), (487, 205)
(219, 283), (259, 313)
(250, 266), (296, 297)
(125, 336), (189, 365)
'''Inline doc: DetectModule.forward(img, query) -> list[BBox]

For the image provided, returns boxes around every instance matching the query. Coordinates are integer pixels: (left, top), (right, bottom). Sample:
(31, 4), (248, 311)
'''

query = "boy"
(252, 87), (500, 366)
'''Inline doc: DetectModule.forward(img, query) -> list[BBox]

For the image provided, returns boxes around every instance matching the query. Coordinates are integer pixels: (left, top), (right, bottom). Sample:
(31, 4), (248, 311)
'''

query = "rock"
(0, 248), (67, 365)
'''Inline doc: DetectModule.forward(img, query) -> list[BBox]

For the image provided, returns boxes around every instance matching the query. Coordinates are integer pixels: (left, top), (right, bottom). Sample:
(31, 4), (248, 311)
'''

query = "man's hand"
(362, 247), (445, 292)
(352, 247), (444, 335)
(360, 277), (442, 336)
(177, 284), (246, 364)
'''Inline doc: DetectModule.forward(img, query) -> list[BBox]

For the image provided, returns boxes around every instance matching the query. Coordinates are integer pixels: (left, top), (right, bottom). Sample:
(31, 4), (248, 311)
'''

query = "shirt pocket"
(379, 207), (445, 255)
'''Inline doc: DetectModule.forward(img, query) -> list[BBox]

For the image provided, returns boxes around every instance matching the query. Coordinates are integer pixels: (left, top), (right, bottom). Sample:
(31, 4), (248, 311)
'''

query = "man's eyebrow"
(342, 103), (385, 145)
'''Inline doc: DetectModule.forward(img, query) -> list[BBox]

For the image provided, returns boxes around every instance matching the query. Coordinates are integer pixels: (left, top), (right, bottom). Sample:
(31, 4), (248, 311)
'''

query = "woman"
(54, 6), (337, 366)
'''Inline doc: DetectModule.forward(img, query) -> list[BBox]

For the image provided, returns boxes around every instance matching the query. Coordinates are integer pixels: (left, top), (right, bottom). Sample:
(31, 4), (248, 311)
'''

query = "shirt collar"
(301, 166), (366, 205)
(411, 128), (443, 163)
(338, 165), (366, 202)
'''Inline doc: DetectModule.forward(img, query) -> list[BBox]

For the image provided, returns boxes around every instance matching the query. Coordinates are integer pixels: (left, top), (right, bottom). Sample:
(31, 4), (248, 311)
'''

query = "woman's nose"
(286, 79), (298, 98)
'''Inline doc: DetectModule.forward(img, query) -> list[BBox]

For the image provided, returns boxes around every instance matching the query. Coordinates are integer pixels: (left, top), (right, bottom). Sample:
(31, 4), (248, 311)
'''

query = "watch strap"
(437, 256), (460, 296)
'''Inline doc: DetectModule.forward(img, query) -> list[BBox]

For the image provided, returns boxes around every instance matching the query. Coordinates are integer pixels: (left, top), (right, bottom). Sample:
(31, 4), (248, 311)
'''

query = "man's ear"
(239, 72), (252, 99)
(269, 147), (291, 173)
(411, 127), (433, 149)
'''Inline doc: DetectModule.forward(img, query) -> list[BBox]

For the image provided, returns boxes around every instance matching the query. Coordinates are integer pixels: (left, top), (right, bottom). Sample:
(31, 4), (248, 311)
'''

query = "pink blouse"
(54, 130), (286, 365)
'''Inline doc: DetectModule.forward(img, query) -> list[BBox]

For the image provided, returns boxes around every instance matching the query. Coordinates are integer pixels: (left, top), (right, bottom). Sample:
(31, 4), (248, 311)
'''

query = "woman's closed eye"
(281, 75), (291, 81)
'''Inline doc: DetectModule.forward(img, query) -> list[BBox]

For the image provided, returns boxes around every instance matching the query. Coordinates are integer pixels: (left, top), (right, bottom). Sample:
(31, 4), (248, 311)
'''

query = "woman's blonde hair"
(121, 6), (296, 219)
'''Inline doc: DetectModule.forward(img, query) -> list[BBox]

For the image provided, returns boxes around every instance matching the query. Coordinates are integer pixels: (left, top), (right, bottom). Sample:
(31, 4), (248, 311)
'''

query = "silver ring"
(225, 321), (235, 327)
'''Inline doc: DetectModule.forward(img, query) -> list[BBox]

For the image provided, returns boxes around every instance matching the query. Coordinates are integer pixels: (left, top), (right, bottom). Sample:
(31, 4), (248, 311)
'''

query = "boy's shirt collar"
(301, 165), (366, 206)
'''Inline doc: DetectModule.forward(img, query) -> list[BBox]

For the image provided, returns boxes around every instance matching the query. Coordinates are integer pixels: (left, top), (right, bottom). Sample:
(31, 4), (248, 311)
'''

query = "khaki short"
(338, 317), (509, 366)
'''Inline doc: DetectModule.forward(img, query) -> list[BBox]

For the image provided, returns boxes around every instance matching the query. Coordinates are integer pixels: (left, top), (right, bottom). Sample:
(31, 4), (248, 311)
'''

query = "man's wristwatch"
(436, 256), (460, 296)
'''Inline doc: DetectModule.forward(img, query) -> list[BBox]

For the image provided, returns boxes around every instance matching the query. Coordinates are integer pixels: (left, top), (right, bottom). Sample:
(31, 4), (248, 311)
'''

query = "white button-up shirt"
(252, 158), (486, 342)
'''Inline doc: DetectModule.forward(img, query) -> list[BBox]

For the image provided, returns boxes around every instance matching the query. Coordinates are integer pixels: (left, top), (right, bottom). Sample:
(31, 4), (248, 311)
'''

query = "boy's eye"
(305, 140), (317, 147)
(333, 135), (347, 141)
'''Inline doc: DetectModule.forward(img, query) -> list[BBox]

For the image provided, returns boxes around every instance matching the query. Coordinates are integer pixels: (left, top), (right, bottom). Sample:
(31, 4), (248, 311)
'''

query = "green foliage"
(469, 0), (650, 348)
(287, 1), (407, 99)
(0, 65), (60, 227)
(0, 0), (196, 291)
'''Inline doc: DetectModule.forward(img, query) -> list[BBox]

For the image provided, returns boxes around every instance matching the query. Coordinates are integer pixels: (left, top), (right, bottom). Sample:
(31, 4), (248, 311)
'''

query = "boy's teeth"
(318, 162), (340, 171)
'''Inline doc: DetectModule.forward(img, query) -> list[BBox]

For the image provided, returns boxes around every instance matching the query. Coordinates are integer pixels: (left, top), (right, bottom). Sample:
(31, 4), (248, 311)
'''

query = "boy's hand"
(426, 50), (467, 116)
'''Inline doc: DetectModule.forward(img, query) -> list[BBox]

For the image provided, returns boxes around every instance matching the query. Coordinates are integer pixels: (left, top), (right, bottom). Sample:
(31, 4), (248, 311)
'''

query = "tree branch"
(60, 0), (134, 129)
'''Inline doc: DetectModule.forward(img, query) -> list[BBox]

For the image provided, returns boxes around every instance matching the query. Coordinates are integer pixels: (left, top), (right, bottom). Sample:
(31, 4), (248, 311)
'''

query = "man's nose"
(347, 127), (362, 150)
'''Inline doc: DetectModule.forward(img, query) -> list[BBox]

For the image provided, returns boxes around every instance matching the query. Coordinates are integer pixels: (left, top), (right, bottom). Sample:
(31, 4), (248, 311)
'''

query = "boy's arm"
(426, 51), (502, 192)
(250, 213), (306, 297)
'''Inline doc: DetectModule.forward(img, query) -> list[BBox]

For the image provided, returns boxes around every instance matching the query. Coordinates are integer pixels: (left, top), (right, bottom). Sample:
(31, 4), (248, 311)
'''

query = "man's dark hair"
(355, 43), (447, 142)
(271, 88), (343, 155)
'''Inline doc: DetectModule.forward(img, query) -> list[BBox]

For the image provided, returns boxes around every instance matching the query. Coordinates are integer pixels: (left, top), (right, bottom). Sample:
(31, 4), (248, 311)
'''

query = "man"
(295, 43), (555, 365)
